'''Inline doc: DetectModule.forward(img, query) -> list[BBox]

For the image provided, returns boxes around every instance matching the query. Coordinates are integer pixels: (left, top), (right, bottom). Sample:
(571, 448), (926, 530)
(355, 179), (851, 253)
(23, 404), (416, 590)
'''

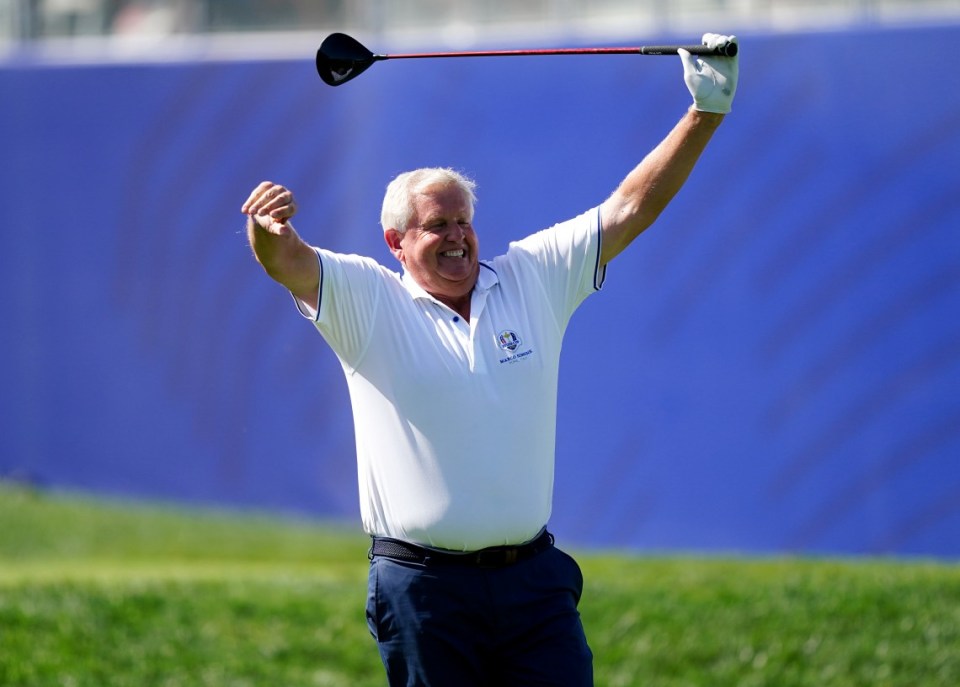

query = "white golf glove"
(678, 33), (739, 114)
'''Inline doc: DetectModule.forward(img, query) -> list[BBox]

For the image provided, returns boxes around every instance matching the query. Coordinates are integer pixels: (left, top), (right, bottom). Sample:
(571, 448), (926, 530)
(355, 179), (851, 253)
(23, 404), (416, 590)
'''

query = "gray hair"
(380, 167), (477, 233)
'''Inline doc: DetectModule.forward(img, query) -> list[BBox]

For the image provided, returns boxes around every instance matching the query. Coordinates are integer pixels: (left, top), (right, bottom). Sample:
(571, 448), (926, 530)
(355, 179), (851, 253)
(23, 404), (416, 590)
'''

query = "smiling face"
(385, 182), (480, 316)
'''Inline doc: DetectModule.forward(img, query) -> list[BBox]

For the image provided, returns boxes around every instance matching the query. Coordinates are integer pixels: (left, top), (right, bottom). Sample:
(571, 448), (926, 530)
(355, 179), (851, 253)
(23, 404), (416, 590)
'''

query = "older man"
(242, 34), (738, 686)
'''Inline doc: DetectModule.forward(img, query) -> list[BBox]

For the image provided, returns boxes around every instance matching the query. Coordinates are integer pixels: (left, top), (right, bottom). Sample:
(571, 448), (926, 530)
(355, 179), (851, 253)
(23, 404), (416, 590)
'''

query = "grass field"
(1, 482), (958, 686)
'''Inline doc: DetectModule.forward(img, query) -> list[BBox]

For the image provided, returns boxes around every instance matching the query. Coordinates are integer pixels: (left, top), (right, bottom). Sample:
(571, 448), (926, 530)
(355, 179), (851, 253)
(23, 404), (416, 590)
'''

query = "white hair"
(380, 167), (477, 233)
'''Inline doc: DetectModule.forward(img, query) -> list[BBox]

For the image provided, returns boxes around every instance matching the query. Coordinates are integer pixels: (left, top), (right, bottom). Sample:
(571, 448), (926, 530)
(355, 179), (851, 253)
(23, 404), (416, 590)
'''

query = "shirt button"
(453, 316), (460, 322)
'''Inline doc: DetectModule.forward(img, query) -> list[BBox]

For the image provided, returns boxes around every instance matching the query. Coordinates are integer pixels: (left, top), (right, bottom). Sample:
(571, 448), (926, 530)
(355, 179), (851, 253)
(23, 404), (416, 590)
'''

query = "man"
(242, 33), (738, 686)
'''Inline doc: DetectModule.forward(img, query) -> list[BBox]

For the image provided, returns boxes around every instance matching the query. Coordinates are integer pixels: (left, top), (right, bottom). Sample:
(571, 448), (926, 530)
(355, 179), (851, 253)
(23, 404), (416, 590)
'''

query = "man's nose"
(445, 221), (465, 240)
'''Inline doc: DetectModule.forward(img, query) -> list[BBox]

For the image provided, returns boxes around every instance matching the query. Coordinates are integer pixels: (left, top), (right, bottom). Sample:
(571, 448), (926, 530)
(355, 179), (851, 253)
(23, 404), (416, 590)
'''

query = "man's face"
(386, 182), (480, 308)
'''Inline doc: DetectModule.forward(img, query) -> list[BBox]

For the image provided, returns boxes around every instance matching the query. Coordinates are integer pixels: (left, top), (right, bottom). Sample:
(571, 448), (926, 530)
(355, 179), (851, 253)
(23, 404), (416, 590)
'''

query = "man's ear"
(384, 229), (404, 262)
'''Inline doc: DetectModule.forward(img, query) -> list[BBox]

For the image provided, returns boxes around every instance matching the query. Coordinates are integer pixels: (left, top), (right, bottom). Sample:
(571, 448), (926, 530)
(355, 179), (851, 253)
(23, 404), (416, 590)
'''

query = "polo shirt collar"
(400, 261), (499, 302)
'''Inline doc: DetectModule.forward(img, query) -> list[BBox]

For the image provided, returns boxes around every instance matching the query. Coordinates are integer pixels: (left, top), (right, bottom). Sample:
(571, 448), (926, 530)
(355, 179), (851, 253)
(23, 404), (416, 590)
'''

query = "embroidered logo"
(498, 330), (522, 352)
(496, 329), (534, 365)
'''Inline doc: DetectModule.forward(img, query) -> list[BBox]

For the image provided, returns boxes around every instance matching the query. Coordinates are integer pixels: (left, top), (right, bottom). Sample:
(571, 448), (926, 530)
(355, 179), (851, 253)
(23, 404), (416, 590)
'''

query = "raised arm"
(242, 181), (320, 309)
(599, 33), (738, 266)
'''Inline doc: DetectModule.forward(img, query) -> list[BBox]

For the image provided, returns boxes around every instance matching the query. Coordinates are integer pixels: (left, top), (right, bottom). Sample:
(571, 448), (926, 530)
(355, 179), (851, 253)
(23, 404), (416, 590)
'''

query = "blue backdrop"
(2, 23), (958, 557)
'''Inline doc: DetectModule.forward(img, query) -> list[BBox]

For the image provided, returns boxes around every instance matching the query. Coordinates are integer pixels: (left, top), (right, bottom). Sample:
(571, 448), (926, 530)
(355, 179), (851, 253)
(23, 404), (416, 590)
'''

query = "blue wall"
(2, 24), (958, 557)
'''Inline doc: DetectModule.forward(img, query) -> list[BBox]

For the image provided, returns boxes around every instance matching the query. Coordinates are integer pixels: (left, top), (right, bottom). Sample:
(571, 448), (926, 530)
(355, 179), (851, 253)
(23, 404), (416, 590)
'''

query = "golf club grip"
(641, 43), (738, 57)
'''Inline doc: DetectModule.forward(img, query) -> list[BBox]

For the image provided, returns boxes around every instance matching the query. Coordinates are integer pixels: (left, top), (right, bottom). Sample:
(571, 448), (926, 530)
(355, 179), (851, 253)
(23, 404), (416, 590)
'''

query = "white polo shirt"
(297, 207), (605, 551)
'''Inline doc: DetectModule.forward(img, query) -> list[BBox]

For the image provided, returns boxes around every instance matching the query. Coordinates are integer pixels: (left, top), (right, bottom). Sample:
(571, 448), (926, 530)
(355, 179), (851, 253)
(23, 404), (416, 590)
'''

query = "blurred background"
(3, 0), (959, 41)
(1, 0), (959, 558)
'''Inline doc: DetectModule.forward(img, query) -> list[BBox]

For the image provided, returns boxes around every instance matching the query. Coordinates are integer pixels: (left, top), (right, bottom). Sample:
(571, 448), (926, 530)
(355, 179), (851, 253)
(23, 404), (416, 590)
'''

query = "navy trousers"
(366, 542), (594, 686)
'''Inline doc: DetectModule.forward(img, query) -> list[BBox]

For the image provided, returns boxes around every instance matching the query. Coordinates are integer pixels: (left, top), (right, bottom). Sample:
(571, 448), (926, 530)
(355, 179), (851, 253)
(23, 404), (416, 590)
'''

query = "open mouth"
(440, 249), (465, 258)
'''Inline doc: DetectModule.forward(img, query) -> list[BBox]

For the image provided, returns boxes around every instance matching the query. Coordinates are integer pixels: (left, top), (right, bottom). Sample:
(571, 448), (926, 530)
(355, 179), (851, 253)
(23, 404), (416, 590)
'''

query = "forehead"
(411, 183), (472, 220)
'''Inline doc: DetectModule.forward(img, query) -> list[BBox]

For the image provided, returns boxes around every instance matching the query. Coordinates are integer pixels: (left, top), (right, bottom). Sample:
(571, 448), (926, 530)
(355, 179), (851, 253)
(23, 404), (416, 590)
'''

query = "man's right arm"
(242, 181), (320, 309)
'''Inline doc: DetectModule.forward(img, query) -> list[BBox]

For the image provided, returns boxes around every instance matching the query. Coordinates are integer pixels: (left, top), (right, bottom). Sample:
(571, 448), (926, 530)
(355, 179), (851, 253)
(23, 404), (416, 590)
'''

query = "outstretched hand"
(242, 181), (298, 236)
(678, 33), (739, 114)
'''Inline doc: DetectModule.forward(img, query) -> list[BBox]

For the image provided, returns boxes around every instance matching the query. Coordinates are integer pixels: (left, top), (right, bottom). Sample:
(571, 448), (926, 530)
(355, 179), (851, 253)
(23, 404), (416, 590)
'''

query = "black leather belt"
(370, 530), (554, 568)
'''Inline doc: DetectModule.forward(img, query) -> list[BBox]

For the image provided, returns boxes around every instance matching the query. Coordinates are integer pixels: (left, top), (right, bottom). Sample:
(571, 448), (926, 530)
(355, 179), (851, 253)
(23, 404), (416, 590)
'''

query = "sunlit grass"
(2, 482), (958, 686)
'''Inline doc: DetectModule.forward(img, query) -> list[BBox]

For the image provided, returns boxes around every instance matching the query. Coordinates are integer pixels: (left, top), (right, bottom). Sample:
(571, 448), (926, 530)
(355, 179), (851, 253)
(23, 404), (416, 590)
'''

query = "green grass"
(1, 482), (958, 686)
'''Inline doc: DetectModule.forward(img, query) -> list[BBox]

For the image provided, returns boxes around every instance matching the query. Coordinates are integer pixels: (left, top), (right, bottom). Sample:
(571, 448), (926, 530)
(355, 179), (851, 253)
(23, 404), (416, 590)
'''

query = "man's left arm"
(599, 33), (738, 266)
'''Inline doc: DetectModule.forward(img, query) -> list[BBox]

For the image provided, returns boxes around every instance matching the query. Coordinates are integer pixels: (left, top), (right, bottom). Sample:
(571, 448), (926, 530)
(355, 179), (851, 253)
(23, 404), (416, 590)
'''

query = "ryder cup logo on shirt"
(497, 329), (534, 364)
(498, 330), (521, 352)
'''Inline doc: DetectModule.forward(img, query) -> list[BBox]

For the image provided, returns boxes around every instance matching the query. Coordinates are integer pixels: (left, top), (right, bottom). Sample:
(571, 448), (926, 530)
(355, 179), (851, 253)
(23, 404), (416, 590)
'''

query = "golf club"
(316, 32), (738, 87)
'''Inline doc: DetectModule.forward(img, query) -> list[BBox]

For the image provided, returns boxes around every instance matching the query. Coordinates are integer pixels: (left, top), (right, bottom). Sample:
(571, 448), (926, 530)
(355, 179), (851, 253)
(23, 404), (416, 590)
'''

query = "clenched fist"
(242, 181), (298, 236)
